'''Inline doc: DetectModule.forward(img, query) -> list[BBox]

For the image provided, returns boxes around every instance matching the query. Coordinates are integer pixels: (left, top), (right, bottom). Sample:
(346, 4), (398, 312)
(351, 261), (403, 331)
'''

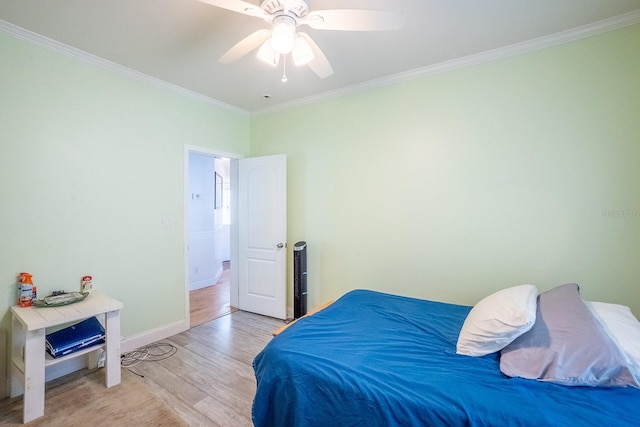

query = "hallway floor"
(189, 267), (237, 327)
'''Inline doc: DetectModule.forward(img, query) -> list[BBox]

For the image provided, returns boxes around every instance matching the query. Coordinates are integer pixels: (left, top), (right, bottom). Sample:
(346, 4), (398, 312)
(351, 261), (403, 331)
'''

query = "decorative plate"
(33, 292), (89, 307)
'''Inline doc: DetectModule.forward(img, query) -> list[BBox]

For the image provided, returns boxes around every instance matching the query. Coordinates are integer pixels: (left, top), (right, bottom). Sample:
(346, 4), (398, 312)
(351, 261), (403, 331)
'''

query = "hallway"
(189, 264), (237, 327)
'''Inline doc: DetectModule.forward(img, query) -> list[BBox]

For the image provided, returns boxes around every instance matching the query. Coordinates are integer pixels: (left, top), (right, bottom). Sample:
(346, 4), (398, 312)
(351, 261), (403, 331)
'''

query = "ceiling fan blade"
(298, 33), (333, 78)
(219, 29), (271, 63)
(197, 0), (266, 19)
(303, 9), (406, 31)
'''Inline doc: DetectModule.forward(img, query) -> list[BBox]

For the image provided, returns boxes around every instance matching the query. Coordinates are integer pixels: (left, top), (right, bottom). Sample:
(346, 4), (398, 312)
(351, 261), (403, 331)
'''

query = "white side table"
(10, 291), (123, 423)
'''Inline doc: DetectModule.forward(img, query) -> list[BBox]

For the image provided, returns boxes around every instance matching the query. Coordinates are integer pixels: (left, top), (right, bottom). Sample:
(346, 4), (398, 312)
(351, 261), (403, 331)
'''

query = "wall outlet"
(97, 349), (105, 368)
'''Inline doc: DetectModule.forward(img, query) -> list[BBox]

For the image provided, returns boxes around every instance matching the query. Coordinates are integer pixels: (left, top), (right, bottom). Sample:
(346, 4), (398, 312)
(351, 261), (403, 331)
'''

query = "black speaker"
(293, 241), (307, 319)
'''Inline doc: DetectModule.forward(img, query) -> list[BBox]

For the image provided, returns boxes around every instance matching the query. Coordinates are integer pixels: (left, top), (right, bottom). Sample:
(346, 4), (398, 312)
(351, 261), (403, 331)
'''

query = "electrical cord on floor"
(120, 342), (177, 377)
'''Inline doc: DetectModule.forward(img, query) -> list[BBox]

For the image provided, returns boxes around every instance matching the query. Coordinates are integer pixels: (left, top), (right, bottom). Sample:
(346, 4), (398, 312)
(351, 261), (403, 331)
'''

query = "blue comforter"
(253, 290), (640, 426)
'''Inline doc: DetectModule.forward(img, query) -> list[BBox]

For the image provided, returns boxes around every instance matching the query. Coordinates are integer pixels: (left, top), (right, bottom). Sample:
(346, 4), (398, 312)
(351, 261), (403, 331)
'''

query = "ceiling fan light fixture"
(257, 39), (280, 66)
(271, 15), (296, 54)
(292, 35), (314, 66)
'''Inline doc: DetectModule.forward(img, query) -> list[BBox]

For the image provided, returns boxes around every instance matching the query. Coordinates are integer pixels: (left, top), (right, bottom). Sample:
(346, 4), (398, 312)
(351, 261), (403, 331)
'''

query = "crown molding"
(252, 10), (640, 116)
(0, 19), (249, 117)
(2, 9), (639, 118)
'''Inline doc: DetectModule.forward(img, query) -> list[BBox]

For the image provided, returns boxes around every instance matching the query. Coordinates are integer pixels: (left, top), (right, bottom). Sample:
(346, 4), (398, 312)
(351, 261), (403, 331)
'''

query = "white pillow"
(456, 284), (538, 356)
(586, 301), (640, 381)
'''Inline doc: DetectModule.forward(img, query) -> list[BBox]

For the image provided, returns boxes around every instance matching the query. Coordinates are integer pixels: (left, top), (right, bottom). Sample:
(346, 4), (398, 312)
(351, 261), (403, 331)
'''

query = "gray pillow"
(500, 283), (639, 387)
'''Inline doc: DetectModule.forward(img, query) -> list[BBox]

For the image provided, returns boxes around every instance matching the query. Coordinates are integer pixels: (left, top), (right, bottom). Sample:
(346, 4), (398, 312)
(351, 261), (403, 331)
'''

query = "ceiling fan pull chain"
(281, 55), (288, 83)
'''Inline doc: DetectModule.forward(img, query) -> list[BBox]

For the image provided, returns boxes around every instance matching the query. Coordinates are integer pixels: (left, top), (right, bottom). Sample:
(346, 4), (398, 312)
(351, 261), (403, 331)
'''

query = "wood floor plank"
(193, 395), (253, 427)
(132, 364), (216, 426)
(127, 310), (282, 425)
(131, 359), (210, 406)
(172, 316), (283, 365)
(189, 268), (238, 327)
(166, 337), (257, 383)
(156, 339), (257, 400)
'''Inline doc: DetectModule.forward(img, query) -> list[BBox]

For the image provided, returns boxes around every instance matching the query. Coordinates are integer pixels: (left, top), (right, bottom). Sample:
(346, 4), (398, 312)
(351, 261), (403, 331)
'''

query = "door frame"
(184, 145), (242, 328)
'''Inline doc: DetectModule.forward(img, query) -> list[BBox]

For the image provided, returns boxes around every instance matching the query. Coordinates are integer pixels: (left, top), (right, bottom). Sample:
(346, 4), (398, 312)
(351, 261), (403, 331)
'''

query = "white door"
(238, 154), (287, 319)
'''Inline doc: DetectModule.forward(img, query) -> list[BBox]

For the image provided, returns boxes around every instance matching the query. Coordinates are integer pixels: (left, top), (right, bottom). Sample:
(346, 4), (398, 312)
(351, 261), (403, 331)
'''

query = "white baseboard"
(120, 320), (188, 354)
(188, 267), (223, 292)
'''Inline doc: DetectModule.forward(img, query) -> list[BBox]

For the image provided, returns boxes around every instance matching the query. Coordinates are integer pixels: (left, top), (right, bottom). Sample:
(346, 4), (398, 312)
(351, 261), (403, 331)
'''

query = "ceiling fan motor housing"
(261, 0), (309, 19)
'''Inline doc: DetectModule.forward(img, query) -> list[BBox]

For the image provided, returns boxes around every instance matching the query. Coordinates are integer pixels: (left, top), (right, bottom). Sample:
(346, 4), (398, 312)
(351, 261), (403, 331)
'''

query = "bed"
(252, 288), (640, 426)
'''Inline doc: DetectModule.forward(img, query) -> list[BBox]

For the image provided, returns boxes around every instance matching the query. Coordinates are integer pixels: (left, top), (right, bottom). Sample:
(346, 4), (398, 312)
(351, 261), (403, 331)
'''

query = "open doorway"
(187, 151), (236, 326)
(185, 148), (287, 323)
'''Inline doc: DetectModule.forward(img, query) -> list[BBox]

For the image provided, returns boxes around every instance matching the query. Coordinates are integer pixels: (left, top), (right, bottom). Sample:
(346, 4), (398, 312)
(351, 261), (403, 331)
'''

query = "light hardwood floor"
(0, 310), (283, 426)
(132, 310), (285, 426)
(189, 268), (238, 327)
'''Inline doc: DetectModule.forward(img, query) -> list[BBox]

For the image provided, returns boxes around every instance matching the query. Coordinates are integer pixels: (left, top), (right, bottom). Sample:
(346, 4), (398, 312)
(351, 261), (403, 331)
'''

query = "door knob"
(277, 243), (285, 249)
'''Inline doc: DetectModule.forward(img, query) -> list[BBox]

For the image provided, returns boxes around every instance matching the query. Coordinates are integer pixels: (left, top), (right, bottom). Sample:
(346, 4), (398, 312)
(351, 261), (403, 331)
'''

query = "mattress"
(253, 289), (640, 426)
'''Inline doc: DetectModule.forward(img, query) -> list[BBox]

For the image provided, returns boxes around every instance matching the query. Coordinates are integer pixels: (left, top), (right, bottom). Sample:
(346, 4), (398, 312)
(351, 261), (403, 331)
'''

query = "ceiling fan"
(198, 0), (406, 81)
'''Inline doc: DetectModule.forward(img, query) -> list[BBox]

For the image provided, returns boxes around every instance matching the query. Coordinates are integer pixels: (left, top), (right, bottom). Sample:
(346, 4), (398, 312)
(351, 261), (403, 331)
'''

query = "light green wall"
(0, 32), (250, 338)
(2, 21), (639, 349)
(251, 24), (640, 315)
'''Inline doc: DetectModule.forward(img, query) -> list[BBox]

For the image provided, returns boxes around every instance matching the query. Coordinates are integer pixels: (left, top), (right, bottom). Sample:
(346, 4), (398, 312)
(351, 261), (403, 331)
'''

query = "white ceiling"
(2, 0), (640, 113)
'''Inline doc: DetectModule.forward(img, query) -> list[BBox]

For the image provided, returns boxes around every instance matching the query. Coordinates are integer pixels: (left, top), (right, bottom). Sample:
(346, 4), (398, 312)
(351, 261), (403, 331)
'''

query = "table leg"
(22, 328), (46, 423)
(10, 316), (25, 398)
(104, 309), (121, 388)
